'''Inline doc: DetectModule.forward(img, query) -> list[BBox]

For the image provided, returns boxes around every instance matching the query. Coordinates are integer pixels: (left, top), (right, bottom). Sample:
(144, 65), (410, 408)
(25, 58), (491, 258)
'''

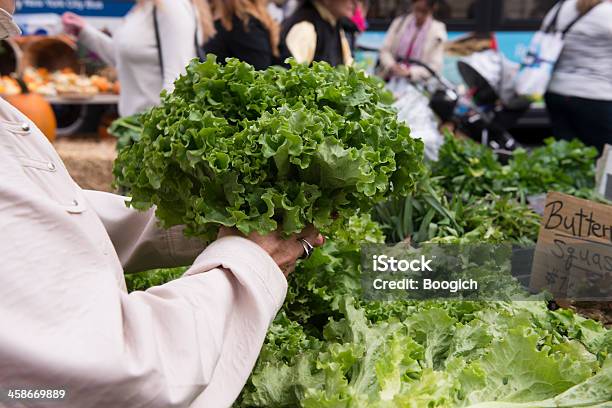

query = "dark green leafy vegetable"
(432, 136), (600, 202)
(374, 177), (541, 246)
(107, 113), (144, 151)
(113, 57), (425, 241)
(124, 267), (187, 292)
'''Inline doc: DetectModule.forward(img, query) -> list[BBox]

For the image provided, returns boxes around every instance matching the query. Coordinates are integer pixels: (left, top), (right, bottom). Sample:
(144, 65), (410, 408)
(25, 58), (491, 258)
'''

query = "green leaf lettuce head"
(113, 57), (425, 240)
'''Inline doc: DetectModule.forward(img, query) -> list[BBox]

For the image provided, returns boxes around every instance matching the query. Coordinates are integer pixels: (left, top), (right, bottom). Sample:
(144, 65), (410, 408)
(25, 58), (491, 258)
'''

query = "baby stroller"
(391, 50), (530, 159)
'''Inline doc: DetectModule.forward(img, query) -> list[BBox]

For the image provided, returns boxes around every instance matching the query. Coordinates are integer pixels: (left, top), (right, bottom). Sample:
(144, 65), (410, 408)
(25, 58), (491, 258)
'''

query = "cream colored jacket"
(379, 14), (447, 81)
(0, 97), (287, 407)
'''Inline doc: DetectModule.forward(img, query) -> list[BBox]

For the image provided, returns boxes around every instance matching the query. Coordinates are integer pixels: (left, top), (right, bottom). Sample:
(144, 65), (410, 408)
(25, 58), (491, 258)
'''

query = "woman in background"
(280, 0), (356, 66)
(378, 0), (447, 81)
(545, 0), (612, 152)
(342, 0), (369, 51)
(204, 0), (279, 70)
(62, 0), (215, 116)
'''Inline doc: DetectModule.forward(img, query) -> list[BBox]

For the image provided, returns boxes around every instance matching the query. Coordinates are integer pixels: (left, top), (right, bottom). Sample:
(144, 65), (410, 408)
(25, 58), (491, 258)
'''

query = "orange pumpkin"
(4, 79), (57, 142)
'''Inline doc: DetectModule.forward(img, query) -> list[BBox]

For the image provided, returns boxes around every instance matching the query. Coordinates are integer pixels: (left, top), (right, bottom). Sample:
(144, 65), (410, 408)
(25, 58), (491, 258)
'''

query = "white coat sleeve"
(118, 237), (288, 407)
(83, 190), (206, 273)
(78, 24), (117, 66)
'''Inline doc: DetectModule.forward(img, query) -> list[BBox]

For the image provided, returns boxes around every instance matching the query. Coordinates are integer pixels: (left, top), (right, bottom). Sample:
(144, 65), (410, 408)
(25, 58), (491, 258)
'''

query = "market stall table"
(45, 94), (119, 105)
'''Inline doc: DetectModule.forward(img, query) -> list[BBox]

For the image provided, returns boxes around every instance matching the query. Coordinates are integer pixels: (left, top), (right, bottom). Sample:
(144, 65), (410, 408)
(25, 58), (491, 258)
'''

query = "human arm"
(83, 190), (206, 273)
(63, 12), (117, 66)
(1, 189), (321, 407)
(0, 231), (289, 407)
(379, 16), (403, 76)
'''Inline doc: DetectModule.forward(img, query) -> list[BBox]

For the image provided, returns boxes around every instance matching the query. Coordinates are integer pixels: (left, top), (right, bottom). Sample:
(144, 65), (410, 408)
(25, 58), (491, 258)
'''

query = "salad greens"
(236, 218), (611, 407)
(375, 136), (605, 246)
(113, 57), (424, 241)
(108, 113), (144, 151)
(431, 136), (600, 202)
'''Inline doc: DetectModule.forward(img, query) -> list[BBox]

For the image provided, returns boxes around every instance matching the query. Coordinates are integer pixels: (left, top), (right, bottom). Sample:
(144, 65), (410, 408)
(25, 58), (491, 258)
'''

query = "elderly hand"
(61, 12), (86, 37)
(218, 226), (325, 277)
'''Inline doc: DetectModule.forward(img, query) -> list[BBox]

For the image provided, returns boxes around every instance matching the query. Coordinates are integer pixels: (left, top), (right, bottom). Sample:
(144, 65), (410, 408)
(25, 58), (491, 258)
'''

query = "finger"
(298, 228), (322, 249)
(278, 238), (307, 266)
(315, 234), (325, 246)
(281, 263), (296, 278)
(296, 224), (317, 240)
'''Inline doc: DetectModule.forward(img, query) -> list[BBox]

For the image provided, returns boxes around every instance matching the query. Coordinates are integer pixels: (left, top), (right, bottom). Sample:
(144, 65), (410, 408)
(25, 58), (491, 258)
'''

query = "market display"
(0, 75), (20, 95)
(239, 137), (610, 407)
(115, 60), (611, 407)
(0, 67), (119, 97)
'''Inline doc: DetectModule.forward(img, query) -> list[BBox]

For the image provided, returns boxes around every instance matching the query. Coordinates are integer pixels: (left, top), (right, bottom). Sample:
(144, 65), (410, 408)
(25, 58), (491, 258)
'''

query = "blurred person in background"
(342, 0), (370, 51)
(378, 0), (447, 81)
(283, 0), (300, 17)
(267, 0), (285, 22)
(61, 0), (215, 117)
(204, 0), (279, 70)
(280, 0), (357, 66)
(544, 0), (612, 152)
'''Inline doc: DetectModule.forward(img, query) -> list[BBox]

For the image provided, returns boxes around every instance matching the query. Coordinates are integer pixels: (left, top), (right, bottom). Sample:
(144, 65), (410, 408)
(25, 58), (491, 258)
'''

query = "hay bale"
(54, 139), (117, 192)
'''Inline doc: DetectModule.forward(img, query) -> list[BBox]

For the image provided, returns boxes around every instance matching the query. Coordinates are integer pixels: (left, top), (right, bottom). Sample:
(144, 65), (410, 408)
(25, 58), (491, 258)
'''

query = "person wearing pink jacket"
(0, 2), (323, 407)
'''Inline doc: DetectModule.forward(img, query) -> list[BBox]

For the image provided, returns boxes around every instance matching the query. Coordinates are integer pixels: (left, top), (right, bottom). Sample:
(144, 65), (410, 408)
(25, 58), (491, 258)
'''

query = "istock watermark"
(361, 243), (541, 301)
(370, 252), (478, 294)
(371, 254), (434, 272)
(360, 243), (611, 301)
(371, 277), (478, 293)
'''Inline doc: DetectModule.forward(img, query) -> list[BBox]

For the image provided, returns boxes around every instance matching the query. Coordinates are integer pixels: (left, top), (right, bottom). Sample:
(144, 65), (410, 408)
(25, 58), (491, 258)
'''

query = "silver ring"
(299, 238), (314, 259)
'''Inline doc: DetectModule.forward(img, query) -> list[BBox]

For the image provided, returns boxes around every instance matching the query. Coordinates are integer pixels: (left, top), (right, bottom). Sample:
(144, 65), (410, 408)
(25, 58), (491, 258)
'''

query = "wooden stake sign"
(596, 144), (612, 200)
(530, 192), (612, 300)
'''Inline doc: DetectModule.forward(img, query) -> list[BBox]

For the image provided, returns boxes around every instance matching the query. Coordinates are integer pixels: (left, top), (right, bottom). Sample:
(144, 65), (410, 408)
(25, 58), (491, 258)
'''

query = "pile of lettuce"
(237, 217), (611, 408)
(113, 57), (424, 241)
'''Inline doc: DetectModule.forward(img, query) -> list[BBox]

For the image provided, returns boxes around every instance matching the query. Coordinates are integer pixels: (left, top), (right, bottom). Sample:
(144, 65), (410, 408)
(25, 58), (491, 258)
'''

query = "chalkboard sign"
(530, 192), (612, 301)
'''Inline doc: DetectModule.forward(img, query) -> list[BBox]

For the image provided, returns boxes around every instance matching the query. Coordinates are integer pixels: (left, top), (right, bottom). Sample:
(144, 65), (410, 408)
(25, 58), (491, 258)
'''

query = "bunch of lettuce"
(237, 218), (612, 408)
(241, 297), (611, 408)
(113, 57), (425, 241)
